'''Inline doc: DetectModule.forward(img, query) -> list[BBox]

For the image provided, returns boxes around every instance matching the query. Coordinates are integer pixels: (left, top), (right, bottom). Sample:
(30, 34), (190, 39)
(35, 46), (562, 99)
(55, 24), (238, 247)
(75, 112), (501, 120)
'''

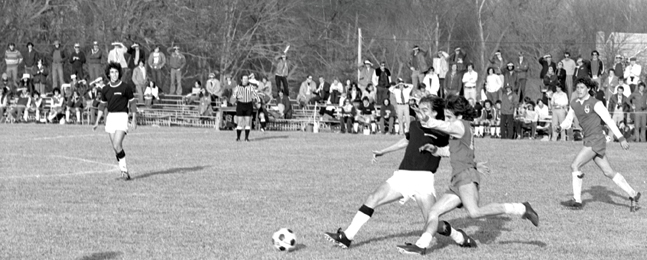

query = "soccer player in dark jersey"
(232, 75), (259, 141)
(324, 96), (477, 250)
(93, 62), (137, 180)
(559, 78), (641, 211)
(397, 95), (539, 255)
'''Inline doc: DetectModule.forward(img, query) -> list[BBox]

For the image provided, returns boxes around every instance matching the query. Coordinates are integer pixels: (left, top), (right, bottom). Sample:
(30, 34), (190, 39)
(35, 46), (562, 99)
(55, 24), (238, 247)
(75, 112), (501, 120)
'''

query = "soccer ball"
(272, 228), (296, 252)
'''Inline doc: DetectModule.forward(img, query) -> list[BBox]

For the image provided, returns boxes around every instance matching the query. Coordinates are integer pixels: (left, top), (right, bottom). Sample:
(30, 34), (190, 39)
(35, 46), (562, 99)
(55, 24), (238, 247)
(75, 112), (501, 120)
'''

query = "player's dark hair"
(575, 77), (595, 89)
(483, 100), (493, 107)
(105, 62), (122, 80)
(419, 95), (445, 120)
(444, 94), (477, 121)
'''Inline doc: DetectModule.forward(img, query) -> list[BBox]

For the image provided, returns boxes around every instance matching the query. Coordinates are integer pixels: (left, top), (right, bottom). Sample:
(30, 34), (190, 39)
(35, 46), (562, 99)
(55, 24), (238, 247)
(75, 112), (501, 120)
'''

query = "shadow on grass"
(131, 165), (211, 180)
(290, 243), (307, 252)
(582, 185), (629, 209)
(352, 230), (421, 248)
(253, 135), (289, 142)
(498, 240), (547, 247)
(77, 251), (122, 260)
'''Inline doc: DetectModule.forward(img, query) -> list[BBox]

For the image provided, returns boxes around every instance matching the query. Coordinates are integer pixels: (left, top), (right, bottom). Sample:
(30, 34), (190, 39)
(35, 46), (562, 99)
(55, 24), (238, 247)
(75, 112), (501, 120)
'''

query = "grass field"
(1, 124), (646, 260)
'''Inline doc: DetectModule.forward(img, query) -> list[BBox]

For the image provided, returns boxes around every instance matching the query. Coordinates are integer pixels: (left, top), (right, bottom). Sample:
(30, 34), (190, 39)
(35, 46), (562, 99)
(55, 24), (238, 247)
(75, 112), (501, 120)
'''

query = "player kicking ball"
(324, 96), (477, 250)
(93, 62), (137, 180)
(397, 94), (539, 255)
(559, 78), (641, 212)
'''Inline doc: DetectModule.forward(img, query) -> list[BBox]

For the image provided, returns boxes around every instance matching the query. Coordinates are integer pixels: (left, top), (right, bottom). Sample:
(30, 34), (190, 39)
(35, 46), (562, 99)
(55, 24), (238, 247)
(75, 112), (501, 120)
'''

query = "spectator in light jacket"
(206, 72), (222, 100)
(148, 45), (167, 89)
(462, 63), (478, 101)
(132, 60), (148, 104)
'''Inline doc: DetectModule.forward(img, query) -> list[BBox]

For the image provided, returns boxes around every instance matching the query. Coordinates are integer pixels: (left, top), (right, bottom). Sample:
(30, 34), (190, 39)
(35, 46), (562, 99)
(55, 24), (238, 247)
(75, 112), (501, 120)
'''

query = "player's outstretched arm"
(593, 101), (628, 149)
(372, 138), (408, 163)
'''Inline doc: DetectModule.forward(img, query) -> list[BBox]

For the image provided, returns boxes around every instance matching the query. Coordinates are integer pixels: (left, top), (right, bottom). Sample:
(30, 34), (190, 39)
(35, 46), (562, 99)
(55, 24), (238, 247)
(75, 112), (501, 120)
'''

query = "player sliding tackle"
(324, 96), (477, 249)
(558, 78), (641, 212)
(397, 94), (539, 255)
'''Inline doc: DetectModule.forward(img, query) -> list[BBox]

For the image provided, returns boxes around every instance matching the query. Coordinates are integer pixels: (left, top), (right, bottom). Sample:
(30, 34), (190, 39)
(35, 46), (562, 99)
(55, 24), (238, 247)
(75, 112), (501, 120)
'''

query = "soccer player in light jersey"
(559, 78), (641, 211)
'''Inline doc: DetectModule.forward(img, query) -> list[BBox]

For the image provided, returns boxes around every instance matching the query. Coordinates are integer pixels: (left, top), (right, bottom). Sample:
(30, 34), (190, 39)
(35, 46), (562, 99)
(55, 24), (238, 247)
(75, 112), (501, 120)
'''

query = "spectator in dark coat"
(69, 43), (86, 80)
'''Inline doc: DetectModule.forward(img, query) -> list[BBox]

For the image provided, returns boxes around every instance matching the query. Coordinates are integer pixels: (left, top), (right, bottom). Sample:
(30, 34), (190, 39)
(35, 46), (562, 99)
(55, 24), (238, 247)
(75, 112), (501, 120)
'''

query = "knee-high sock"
(612, 173), (637, 197)
(344, 205), (374, 240)
(436, 221), (465, 245)
(573, 171), (584, 202)
(236, 128), (242, 139)
(244, 126), (251, 139)
(503, 203), (526, 215)
(116, 150), (127, 172)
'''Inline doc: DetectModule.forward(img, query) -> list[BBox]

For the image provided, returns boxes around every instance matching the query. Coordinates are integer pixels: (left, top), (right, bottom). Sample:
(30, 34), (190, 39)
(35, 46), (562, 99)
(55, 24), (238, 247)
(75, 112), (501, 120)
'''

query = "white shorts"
(386, 170), (435, 205)
(105, 112), (129, 134)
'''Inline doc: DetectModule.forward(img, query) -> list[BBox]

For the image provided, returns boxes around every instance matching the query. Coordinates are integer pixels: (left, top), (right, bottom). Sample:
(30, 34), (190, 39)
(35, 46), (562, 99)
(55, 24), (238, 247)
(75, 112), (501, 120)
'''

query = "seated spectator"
(18, 73), (33, 95)
(47, 88), (65, 123)
(475, 100), (496, 137)
(339, 99), (357, 134)
(346, 82), (362, 104)
(27, 91), (43, 122)
(33, 59), (48, 96)
(259, 77), (273, 104)
(198, 89), (213, 117)
(65, 90), (84, 124)
(378, 98), (396, 134)
(535, 99), (550, 120)
(1, 73), (10, 94)
(0, 88), (9, 122)
(206, 72), (222, 101)
(329, 77), (344, 105)
(514, 101), (539, 139)
(67, 74), (88, 99)
(362, 83), (377, 104)
(8, 89), (30, 123)
(356, 97), (377, 134)
(144, 80), (161, 108)
(185, 80), (203, 104)
(275, 91), (292, 119)
(311, 76), (329, 104)
(297, 75), (316, 107)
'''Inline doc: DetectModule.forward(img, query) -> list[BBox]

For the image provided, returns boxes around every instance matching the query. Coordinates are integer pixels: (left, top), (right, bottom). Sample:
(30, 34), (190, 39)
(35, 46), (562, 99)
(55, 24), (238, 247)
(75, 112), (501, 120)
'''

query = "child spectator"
(47, 88), (65, 123)
(27, 91), (43, 122)
(144, 80), (161, 108)
(378, 98), (396, 134)
(475, 100), (496, 137)
(514, 101), (539, 139)
(339, 99), (356, 134)
(65, 90), (84, 124)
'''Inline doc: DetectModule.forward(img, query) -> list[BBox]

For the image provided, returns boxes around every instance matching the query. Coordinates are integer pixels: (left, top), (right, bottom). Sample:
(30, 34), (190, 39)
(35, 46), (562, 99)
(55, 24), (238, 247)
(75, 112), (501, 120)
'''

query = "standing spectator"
(629, 82), (647, 142)
(87, 41), (104, 81)
(69, 43), (86, 80)
(297, 75), (316, 107)
(33, 59), (48, 95)
(167, 46), (186, 95)
(602, 69), (619, 98)
(127, 43), (145, 84)
(624, 57), (641, 93)
(4, 43), (23, 89)
(206, 72), (222, 100)
(147, 45), (166, 89)
(489, 50), (505, 77)
(612, 54), (625, 81)
(607, 85), (630, 133)
(555, 61), (567, 90)
(449, 47), (467, 71)
(590, 50), (604, 87)
(358, 60), (376, 90)
(539, 54), (557, 79)
(551, 84), (568, 141)
(574, 58), (591, 82)
(339, 98), (357, 134)
(561, 52), (577, 98)
(374, 61), (391, 104)
(514, 52), (530, 100)
(50, 41), (67, 90)
(389, 78), (413, 134)
(144, 80), (161, 108)
(274, 53), (289, 96)
(422, 67), (440, 96)
(131, 60), (147, 104)
(435, 51), (449, 97)
(23, 42), (39, 76)
(444, 63), (461, 96)
(378, 98), (396, 134)
(108, 42), (128, 73)
(503, 62), (518, 95)
(484, 67), (502, 103)
(543, 67), (559, 104)
(461, 63), (478, 101)
(329, 77), (344, 105)
(408, 46), (429, 88)
(500, 85), (518, 139)
(314, 76), (330, 103)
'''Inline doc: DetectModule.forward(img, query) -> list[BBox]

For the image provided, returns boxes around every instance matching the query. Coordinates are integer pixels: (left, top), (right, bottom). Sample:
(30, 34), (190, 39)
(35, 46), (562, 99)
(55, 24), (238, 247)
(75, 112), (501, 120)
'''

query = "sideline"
(32, 129), (212, 141)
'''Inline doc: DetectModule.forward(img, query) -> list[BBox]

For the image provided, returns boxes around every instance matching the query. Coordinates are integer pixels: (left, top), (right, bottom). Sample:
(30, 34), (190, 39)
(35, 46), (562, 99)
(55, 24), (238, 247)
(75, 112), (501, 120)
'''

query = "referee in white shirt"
(389, 78), (413, 135)
(232, 75), (259, 141)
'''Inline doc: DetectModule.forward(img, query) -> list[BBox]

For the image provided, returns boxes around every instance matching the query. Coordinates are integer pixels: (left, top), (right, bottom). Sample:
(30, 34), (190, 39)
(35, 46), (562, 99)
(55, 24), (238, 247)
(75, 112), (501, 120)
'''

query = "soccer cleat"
(521, 202), (539, 227)
(236, 138), (240, 142)
(630, 192), (641, 213)
(121, 171), (131, 181)
(456, 229), (477, 248)
(245, 139), (250, 142)
(396, 243), (427, 255)
(324, 228), (351, 248)
(561, 198), (583, 210)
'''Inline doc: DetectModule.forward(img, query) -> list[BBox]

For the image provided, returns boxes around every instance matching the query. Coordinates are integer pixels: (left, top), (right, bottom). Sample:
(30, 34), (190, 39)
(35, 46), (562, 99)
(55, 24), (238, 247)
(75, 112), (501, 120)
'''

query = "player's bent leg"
(458, 183), (539, 226)
(418, 194), (477, 248)
(593, 155), (640, 212)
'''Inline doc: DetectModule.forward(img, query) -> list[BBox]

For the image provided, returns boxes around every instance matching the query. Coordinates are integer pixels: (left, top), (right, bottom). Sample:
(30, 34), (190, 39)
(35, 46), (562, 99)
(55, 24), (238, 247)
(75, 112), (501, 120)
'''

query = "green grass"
(1, 124), (646, 260)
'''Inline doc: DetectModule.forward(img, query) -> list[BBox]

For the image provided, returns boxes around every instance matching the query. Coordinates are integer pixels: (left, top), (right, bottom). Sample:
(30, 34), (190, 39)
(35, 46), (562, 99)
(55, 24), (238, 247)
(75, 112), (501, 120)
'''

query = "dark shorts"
(583, 134), (606, 158)
(236, 102), (253, 117)
(447, 167), (482, 207)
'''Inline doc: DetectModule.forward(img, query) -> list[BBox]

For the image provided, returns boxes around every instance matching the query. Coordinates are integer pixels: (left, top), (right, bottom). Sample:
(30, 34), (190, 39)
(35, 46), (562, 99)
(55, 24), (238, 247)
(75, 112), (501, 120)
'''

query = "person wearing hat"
(147, 45), (167, 89)
(87, 41), (105, 82)
(389, 78), (413, 135)
(560, 52), (576, 98)
(274, 52), (289, 96)
(127, 42), (146, 84)
(50, 40), (67, 89)
(206, 72), (222, 101)
(624, 57), (641, 93)
(167, 46), (186, 95)
(358, 59), (376, 91)
(23, 42), (39, 76)
(408, 46), (429, 88)
(69, 43), (86, 80)
(449, 47), (467, 71)
(4, 43), (23, 90)
(19, 73), (33, 95)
